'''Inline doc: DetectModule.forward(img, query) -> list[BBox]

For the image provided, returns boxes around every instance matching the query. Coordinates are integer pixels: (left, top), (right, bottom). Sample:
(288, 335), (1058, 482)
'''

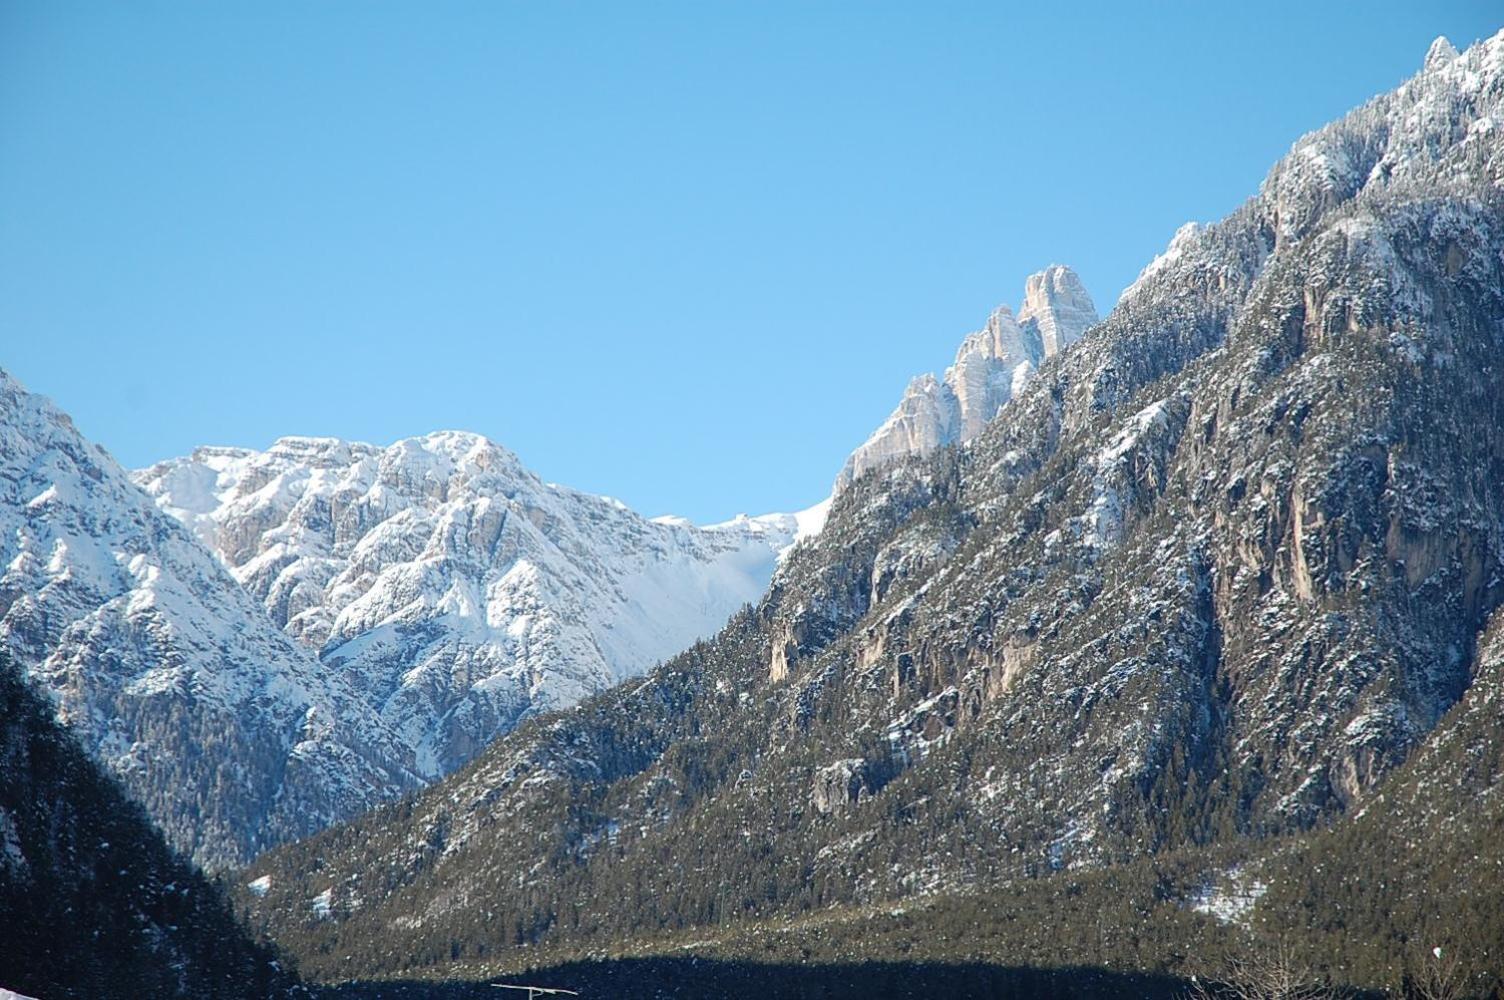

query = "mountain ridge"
(135, 430), (824, 780)
(237, 30), (1504, 995)
(835, 264), (1099, 491)
(0, 367), (421, 868)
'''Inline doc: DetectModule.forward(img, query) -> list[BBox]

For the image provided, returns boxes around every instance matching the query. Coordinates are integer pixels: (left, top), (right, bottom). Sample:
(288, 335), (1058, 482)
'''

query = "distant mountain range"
(135, 433), (820, 781)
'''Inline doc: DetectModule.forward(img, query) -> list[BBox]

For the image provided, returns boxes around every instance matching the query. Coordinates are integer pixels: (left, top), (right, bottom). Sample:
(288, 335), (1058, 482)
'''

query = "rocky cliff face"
(241, 31), (1504, 980)
(1020, 264), (1100, 358)
(836, 265), (1098, 489)
(135, 433), (822, 779)
(0, 371), (419, 868)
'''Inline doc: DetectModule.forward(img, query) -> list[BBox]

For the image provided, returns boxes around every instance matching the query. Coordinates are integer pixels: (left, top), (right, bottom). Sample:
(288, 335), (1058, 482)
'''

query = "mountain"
(0, 654), (298, 999)
(134, 434), (825, 779)
(239, 30), (1504, 996)
(835, 264), (1098, 490)
(0, 370), (419, 868)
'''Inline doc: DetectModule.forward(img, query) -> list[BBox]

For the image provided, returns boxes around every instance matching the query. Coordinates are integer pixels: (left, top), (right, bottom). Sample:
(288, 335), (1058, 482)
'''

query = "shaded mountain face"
(0, 371), (420, 868)
(0, 655), (296, 999)
(240, 31), (1504, 981)
(134, 434), (821, 779)
(835, 264), (1098, 491)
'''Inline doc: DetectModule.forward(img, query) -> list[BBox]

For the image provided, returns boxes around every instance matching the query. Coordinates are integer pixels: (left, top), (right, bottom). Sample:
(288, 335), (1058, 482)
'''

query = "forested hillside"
(0, 655), (298, 999)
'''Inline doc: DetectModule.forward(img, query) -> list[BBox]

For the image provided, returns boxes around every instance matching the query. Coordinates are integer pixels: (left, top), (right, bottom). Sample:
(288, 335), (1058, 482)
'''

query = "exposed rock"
(836, 266), (1098, 490)
(1019, 264), (1100, 357)
(811, 758), (870, 815)
(0, 371), (419, 868)
(135, 433), (823, 779)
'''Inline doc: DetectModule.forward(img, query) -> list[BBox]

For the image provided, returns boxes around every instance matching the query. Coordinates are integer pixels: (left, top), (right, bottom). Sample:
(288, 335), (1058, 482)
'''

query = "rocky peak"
(1017, 264), (1099, 356)
(836, 266), (1097, 490)
(958, 305), (1033, 363)
(1424, 35), (1458, 71)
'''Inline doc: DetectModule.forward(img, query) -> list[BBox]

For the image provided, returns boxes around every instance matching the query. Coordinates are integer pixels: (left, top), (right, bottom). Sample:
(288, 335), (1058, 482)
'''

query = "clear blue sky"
(3, 2), (1498, 522)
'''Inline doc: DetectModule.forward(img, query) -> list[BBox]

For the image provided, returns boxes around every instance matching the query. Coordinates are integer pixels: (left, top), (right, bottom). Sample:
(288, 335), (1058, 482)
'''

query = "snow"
(0, 367), (420, 868)
(246, 875), (272, 897)
(792, 497), (832, 542)
(1121, 222), (1202, 301)
(23, 484), (58, 510)
(1425, 35), (1459, 69)
(309, 887), (333, 918)
(136, 430), (816, 782)
(1076, 397), (1174, 549)
(1009, 360), (1034, 399)
(1189, 867), (1269, 926)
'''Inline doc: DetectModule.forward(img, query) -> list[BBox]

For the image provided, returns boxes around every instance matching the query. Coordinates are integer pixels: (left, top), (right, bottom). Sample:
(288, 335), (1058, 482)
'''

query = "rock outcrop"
(836, 265), (1098, 489)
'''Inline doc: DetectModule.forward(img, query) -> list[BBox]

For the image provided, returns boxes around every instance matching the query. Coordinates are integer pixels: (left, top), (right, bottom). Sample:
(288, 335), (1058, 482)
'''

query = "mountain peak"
(1018, 264), (1099, 356)
(1424, 34), (1458, 71)
(837, 267), (1095, 490)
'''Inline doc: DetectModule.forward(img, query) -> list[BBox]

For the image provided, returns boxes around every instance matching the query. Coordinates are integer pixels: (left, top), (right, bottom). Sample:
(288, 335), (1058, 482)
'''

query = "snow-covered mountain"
(135, 433), (826, 778)
(0, 370), (419, 868)
(238, 30), (1504, 991)
(835, 265), (1098, 490)
(1, 369), (824, 865)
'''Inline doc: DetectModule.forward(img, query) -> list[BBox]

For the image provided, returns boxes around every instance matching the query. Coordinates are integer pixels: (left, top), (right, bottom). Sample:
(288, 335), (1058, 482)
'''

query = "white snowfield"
(0, 987), (41, 1000)
(136, 431), (827, 779)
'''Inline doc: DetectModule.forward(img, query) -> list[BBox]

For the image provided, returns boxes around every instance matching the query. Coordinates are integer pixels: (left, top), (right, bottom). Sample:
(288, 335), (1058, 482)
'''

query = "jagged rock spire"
(1424, 35), (1458, 71)
(836, 266), (1098, 490)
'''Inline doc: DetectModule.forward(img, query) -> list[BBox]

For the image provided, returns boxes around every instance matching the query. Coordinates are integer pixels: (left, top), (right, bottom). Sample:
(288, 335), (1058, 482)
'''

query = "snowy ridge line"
(135, 430), (828, 782)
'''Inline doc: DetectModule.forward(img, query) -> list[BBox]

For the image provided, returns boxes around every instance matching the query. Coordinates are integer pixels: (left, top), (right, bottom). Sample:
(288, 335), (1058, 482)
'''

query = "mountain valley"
(5, 23), (1504, 1000)
(233, 28), (1504, 998)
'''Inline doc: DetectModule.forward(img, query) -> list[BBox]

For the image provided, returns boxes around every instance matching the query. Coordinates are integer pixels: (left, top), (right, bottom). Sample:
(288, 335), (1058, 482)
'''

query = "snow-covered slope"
(0, 370), (418, 868)
(136, 433), (825, 778)
(836, 265), (1098, 490)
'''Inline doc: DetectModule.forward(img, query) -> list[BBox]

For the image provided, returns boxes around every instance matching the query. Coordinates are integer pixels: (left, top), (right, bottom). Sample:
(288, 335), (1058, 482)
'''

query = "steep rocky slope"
(835, 264), (1098, 489)
(241, 31), (1504, 985)
(0, 370), (419, 867)
(135, 434), (821, 778)
(0, 655), (297, 999)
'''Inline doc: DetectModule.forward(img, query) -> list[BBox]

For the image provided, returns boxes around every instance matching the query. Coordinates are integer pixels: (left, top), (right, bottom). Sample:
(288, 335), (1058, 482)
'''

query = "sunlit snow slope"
(137, 433), (827, 778)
